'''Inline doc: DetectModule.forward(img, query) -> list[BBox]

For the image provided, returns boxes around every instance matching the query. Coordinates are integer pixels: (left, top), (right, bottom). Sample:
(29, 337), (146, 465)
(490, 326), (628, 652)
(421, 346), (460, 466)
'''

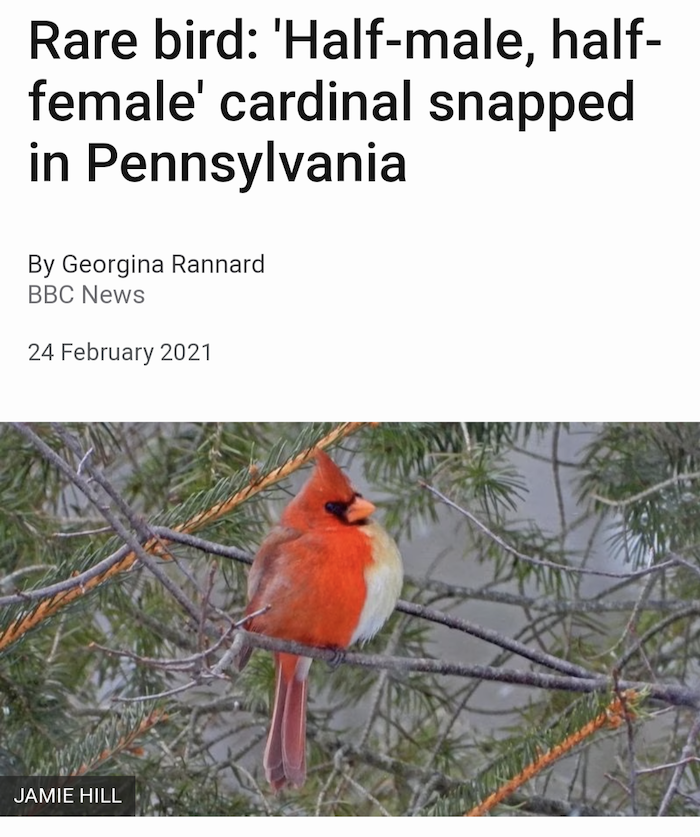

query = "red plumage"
(237, 450), (403, 790)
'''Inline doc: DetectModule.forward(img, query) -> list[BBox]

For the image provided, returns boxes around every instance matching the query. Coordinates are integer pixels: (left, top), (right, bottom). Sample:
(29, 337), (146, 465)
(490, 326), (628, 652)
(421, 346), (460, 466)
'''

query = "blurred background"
(0, 422), (698, 815)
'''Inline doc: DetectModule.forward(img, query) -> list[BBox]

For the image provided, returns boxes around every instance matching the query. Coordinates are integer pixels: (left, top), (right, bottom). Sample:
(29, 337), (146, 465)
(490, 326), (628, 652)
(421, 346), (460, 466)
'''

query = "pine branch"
(2, 422), (698, 814)
(69, 709), (167, 776)
(422, 482), (682, 581)
(418, 577), (698, 615)
(53, 519), (694, 713)
(0, 422), (367, 653)
(592, 471), (700, 509)
(465, 692), (638, 816)
(232, 631), (700, 709)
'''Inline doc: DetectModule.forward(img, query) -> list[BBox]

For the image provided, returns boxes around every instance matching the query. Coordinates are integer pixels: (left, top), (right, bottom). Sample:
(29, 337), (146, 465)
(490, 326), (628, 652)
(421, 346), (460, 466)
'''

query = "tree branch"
(656, 711), (700, 815)
(235, 631), (700, 710)
(395, 600), (593, 679)
(422, 483), (681, 580)
(0, 422), (365, 652)
(591, 471), (700, 510)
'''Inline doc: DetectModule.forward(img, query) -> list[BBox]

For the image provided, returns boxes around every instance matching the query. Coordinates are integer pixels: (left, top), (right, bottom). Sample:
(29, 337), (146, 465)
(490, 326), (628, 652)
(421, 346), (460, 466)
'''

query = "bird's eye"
(325, 501), (348, 518)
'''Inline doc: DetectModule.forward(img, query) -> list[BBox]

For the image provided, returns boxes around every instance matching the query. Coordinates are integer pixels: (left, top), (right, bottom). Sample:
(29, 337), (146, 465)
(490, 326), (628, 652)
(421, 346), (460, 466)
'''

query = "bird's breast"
(350, 521), (403, 645)
(247, 519), (402, 651)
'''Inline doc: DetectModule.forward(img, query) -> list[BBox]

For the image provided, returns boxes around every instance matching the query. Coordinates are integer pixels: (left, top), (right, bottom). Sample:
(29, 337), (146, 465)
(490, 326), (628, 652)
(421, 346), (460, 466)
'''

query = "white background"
(2, 4), (699, 830)
(2, 1), (698, 420)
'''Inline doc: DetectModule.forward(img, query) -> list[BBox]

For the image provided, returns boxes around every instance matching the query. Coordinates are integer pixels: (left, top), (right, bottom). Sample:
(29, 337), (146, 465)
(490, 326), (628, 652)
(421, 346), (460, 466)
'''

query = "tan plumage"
(237, 450), (403, 790)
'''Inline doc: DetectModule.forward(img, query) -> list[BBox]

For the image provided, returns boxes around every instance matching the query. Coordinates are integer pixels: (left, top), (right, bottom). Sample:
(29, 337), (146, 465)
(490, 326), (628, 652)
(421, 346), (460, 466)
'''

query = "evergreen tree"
(0, 422), (698, 816)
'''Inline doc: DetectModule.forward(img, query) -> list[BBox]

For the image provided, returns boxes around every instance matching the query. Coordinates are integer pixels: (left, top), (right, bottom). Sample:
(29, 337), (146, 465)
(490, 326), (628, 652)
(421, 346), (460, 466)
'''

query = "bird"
(235, 449), (403, 791)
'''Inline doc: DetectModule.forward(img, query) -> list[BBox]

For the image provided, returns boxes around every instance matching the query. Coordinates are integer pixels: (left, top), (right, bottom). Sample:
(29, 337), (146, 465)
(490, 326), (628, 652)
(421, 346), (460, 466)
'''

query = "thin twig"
(615, 604), (700, 671)
(149, 527), (252, 564)
(50, 425), (205, 621)
(0, 564), (54, 591)
(614, 679), (639, 815)
(552, 423), (568, 545)
(0, 422), (365, 651)
(637, 757), (700, 775)
(418, 576), (696, 615)
(591, 471), (700, 509)
(422, 483), (680, 580)
(656, 711), (700, 815)
(52, 527), (112, 538)
(113, 681), (200, 704)
(337, 765), (392, 816)
(396, 600), (593, 679)
(0, 546), (132, 606)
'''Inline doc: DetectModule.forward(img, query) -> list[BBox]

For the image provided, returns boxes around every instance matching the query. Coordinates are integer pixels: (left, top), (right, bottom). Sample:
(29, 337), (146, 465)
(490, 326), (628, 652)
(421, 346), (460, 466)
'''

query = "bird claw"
(327, 648), (346, 669)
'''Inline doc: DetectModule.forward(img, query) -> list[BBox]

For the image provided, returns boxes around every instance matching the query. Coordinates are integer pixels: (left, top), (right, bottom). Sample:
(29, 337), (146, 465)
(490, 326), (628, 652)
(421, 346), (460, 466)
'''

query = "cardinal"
(236, 449), (403, 790)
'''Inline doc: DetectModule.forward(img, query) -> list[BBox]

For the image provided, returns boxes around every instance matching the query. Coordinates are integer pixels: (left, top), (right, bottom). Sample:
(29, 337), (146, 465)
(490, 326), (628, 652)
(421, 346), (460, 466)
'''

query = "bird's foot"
(327, 647), (346, 669)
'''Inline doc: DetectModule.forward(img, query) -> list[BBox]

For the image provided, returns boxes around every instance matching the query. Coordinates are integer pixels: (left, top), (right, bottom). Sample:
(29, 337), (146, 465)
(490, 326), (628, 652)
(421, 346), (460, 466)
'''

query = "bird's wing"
(246, 525), (303, 607)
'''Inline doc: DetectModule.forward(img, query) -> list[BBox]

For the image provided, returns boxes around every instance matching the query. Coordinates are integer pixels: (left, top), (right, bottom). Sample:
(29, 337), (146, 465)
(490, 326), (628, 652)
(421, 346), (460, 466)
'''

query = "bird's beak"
(345, 496), (376, 523)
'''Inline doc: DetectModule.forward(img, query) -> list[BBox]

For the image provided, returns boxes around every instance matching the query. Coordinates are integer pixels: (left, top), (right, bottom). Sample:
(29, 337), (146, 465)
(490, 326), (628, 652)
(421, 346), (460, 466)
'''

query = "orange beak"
(345, 496), (376, 524)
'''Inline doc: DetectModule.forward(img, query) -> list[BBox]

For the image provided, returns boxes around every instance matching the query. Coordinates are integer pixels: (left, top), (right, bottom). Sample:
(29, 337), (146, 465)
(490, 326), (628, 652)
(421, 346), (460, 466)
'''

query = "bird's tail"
(265, 653), (311, 790)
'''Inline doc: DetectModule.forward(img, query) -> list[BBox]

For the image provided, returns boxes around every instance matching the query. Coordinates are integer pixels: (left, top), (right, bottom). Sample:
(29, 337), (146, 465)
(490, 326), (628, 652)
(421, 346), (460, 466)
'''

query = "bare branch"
(422, 482), (680, 580)
(591, 471), (700, 509)
(656, 711), (700, 815)
(418, 576), (697, 615)
(637, 757), (700, 776)
(0, 421), (367, 653)
(235, 630), (700, 710)
(150, 527), (253, 564)
(0, 564), (54, 592)
(0, 545), (132, 607)
(396, 599), (593, 679)
(12, 422), (203, 623)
